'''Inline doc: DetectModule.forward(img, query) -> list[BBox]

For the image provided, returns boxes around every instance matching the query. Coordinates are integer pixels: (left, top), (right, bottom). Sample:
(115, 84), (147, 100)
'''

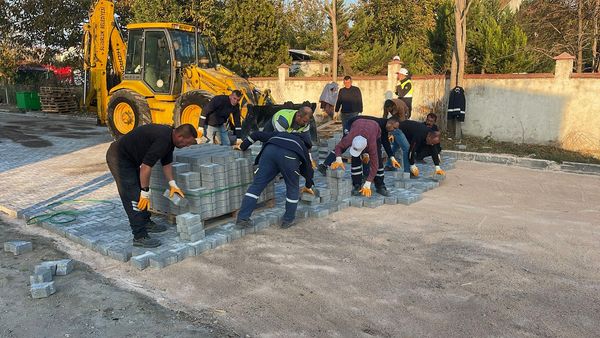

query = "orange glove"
(168, 180), (184, 198)
(359, 181), (372, 197)
(300, 187), (315, 195)
(330, 156), (346, 170)
(410, 165), (419, 177)
(137, 190), (150, 211)
(390, 156), (401, 169)
(388, 135), (395, 143)
(197, 128), (204, 138)
(435, 166), (446, 176)
(361, 153), (370, 164)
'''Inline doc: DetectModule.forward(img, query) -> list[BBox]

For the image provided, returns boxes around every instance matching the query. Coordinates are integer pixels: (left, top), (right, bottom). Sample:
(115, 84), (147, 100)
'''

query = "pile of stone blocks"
(176, 212), (205, 241)
(4, 240), (33, 255)
(149, 144), (274, 222)
(30, 259), (74, 299)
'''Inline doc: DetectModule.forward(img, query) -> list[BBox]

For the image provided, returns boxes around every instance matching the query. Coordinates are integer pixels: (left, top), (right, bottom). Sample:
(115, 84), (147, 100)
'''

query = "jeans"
(388, 129), (410, 173)
(206, 124), (230, 146)
(341, 112), (360, 133)
(237, 145), (301, 223)
(106, 142), (151, 239)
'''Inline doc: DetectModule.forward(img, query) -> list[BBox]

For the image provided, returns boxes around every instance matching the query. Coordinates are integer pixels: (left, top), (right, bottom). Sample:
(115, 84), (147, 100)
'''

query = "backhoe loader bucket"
(241, 102), (318, 143)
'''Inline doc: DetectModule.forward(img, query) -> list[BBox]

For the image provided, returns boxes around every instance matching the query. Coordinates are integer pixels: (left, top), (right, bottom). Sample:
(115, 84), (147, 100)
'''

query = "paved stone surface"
(1, 112), (455, 269)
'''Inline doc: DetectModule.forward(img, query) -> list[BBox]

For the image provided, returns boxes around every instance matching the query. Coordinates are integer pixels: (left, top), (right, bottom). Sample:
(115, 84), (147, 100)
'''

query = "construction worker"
(395, 68), (413, 118)
(418, 112), (442, 163)
(382, 99), (410, 173)
(234, 131), (315, 229)
(335, 75), (363, 131)
(200, 90), (242, 146)
(322, 119), (390, 197)
(398, 120), (444, 177)
(106, 124), (197, 248)
(263, 106), (316, 167)
(318, 116), (402, 181)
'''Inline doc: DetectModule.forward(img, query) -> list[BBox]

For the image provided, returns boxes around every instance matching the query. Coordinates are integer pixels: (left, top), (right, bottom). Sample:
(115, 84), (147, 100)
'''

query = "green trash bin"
(16, 91), (28, 109)
(14, 91), (41, 110)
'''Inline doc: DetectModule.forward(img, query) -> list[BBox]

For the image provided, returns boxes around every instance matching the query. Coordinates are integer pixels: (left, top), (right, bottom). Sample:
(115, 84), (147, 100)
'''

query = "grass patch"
(442, 134), (600, 165)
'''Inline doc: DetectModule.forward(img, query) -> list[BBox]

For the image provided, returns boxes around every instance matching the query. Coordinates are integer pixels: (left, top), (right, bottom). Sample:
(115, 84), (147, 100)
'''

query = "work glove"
(361, 153), (370, 164)
(235, 138), (243, 146)
(137, 190), (150, 211)
(410, 164), (420, 177)
(388, 135), (395, 143)
(390, 156), (401, 169)
(197, 128), (204, 138)
(232, 144), (242, 150)
(359, 181), (372, 197)
(435, 165), (446, 176)
(300, 186), (315, 195)
(330, 156), (346, 170)
(168, 180), (185, 198)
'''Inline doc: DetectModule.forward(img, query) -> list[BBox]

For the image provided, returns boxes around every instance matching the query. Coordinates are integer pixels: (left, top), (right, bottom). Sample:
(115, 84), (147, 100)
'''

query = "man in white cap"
(321, 118), (386, 197)
(395, 68), (413, 118)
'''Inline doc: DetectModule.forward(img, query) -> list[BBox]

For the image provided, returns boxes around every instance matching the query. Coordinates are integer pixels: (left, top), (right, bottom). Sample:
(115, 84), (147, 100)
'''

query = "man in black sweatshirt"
(398, 120), (444, 177)
(200, 90), (242, 146)
(234, 131), (315, 229)
(335, 75), (363, 131)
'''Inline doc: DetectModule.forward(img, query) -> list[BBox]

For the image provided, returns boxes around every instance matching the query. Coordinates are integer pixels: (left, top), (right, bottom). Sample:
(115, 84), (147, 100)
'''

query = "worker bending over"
(200, 90), (242, 145)
(322, 118), (390, 197)
(106, 124), (197, 248)
(398, 120), (444, 177)
(264, 106), (317, 167)
(383, 99), (411, 173)
(234, 131), (315, 229)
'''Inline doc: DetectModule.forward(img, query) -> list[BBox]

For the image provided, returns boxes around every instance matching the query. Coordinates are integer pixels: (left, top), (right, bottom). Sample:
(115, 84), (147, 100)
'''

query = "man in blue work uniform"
(234, 131), (315, 229)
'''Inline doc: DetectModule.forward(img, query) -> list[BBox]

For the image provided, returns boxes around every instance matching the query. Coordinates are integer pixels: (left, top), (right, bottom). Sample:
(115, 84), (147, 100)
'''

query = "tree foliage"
(218, 0), (290, 77)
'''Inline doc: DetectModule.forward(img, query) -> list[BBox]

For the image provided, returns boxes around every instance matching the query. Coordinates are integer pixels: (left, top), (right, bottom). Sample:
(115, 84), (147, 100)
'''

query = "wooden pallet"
(39, 86), (79, 113)
(317, 119), (343, 140)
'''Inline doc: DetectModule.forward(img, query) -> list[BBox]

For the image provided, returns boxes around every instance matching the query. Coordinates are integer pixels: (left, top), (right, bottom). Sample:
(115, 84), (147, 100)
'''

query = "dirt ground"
(3, 160), (600, 337)
(0, 219), (236, 337)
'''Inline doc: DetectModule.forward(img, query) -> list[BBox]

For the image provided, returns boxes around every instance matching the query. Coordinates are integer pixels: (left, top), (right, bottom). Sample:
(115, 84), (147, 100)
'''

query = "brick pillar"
(553, 52), (575, 79)
(278, 64), (289, 84)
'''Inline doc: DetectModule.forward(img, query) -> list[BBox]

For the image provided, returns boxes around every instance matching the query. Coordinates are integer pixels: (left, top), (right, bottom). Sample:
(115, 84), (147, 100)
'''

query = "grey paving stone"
(56, 259), (74, 276)
(384, 196), (398, 205)
(364, 198), (384, 208)
(36, 262), (57, 275)
(107, 246), (132, 262)
(4, 240), (33, 255)
(30, 281), (57, 299)
(350, 197), (364, 208)
(30, 269), (53, 284)
(130, 252), (155, 270)
(189, 240), (211, 255)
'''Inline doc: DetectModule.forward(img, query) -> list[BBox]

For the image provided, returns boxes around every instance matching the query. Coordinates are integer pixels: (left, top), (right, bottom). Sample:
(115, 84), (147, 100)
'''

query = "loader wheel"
(173, 90), (214, 130)
(107, 89), (151, 139)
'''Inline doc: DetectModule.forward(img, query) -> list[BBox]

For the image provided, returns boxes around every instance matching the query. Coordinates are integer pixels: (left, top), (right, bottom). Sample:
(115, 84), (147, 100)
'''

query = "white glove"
(335, 156), (343, 164)
(362, 181), (371, 190)
(168, 180), (184, 198)
(140, 190), (150, 199)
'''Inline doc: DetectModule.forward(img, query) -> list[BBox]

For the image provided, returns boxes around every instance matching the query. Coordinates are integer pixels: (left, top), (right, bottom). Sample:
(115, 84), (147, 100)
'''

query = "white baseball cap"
(396, 68), (409, 75)
(392, 55), (401, 61)
(349, 136), (367, 157)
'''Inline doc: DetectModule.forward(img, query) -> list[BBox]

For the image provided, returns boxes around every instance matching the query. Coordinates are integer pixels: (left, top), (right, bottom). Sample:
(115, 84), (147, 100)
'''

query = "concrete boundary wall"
(250, 54), (600, 158)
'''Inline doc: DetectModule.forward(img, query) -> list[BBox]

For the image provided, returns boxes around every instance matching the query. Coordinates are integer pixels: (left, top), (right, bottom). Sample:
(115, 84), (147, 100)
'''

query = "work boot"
(351, 185), (362, 196)
(376, 186), (390, 197)
(236, 218), (254, 229)
(317, 163), (327, 176)
(280, 219), (296, 229)
(384, 165), (397, 172)
(133, 235), (161, 248)
(146, 220), (167, 233)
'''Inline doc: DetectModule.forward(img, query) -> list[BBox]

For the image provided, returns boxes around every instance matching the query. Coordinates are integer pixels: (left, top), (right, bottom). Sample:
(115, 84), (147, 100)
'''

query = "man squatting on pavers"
(234, 131), (315, 229)
(397, 120), (444, 177)
(320, 118), (392, 198)
(106, 124), (197, 248)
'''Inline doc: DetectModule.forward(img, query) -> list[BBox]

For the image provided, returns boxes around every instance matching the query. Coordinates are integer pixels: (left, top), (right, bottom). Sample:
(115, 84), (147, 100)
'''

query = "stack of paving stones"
(149, 144), (274, 221)
(26, 139), (456, 271)
(30, 259), (74, 299)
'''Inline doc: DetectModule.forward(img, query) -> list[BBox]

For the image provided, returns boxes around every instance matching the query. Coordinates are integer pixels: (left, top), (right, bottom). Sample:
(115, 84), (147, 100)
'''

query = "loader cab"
(123, 23), (219, 95)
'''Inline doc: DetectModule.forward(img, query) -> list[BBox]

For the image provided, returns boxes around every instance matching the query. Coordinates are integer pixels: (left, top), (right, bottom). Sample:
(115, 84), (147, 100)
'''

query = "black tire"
(173, 90), (214, 129)
(106, 89), (151, 140)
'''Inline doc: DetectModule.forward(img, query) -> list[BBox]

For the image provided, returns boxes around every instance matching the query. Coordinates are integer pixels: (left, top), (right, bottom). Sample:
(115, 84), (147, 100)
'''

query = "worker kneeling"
(234, 131), (315, 229)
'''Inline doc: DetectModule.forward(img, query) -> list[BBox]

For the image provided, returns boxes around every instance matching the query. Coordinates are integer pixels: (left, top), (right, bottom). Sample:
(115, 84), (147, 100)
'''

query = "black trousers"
(400, 98), (412, 119)
(106, 142), (151, 239)
(415, 145), (441, 165)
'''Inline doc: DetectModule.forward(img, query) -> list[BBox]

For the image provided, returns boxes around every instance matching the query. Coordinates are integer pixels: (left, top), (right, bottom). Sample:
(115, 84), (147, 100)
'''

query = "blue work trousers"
(388, 129), (410, 173)
(238, 145), (301, 223)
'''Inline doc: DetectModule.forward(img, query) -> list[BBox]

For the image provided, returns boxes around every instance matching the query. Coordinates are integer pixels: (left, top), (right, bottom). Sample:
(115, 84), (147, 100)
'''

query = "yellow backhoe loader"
(83, 0), (316, 140)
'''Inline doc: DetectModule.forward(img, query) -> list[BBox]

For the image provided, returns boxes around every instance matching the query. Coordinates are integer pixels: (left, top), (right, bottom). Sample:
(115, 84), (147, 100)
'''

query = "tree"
(428, 0), (455, 74)
(282, 0), (328, 50)
(450, 0), (474, 89)
(218, 0), (290, 76)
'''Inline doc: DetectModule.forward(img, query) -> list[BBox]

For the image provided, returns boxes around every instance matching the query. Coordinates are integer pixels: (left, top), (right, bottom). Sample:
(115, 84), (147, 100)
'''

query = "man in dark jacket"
(106, 124), (197, 248)
(200, 90), (242, 146)
(335, 76), (363, 131)
(398, 120), (444, 177)
(235, 131), (315, 229)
